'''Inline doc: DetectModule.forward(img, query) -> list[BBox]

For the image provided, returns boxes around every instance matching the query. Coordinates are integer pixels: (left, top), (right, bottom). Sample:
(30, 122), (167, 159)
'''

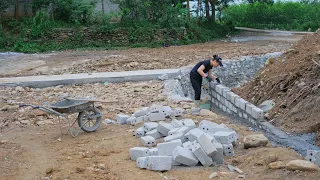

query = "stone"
(129, 147), (149, 160)
(140, 136), (156, 147)
(136, 157), (147, 168)
(157, 140), (182, 156)
(191, 143), (213, 167)
(146, 156), (172, 171)
(135, 127), (145, 137)
(172, 146), (199, 166)
(143, 122), (158, 132)
(209, 172), (218, 179)
(258, 100), (275, 112)
(146, 129), (163, 139)
(36, 120), (54, 126)
(116, 114), (130, 125)
(286, 160), (320, 171)
(268, 161), (285, 169)
(243, 134), (269, 149)
(157, 121), (174, 136)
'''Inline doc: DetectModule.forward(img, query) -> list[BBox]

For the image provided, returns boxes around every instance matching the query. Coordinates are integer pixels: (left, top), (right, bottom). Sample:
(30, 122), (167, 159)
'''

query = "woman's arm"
(197, 65), (207, 78)
(208, 69), (216, 80)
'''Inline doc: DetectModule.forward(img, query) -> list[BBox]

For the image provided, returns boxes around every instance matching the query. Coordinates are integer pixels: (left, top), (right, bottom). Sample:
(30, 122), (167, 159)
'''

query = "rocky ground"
(1, 31), (319, 180)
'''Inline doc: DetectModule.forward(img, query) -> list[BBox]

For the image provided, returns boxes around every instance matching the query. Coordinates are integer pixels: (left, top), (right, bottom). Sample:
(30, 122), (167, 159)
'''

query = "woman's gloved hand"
(216, 77), (221, 84)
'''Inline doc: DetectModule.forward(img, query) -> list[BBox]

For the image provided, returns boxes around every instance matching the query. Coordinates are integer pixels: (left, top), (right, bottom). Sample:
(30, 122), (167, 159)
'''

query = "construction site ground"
(1, 31), (319, 180)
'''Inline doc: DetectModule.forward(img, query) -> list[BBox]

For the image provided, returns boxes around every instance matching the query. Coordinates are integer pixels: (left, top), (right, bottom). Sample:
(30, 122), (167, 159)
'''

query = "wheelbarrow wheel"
(77, 107), (102, 132)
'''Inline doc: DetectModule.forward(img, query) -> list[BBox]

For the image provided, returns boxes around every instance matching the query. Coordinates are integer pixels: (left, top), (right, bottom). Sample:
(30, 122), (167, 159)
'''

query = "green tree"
(247, 0), (273, 5)
(0, 0), (13, 16)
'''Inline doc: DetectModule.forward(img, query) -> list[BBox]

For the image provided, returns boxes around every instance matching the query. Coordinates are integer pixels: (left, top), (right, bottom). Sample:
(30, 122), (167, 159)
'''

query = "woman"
(190, 55), (223, 107)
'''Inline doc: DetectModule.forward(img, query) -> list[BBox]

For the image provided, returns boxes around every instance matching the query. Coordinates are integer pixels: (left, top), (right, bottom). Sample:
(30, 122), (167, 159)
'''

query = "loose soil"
(234, 31), (320, 145)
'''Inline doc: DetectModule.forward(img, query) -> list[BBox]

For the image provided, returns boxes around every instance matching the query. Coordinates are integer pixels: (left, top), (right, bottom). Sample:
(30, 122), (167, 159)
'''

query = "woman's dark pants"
(190, 72), (202, 100)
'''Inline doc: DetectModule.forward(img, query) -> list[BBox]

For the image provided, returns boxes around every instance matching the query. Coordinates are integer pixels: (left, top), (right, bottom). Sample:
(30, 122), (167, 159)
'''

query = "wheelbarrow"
(19, 97), (114, 137)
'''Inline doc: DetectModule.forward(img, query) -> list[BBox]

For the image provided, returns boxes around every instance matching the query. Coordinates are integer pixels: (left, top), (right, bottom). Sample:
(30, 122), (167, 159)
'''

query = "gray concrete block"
(135, 127), (145, 137)
(191, 143), (213, 167)
(183, 141), (195, 151)
(227, 108), (232, 115)
(211, 90), (216, 98)
(164, 133), (184, 142)
(133, 116), (144, 125)
(215, 101), (219, 107)
(238, 111), (243, 118)
(252, 107), (264, 120)
(200, 120), (233, 134)
(161, 106), (173, 116)
(148, 148), (159, 156)
(215, 84), (223, 95)
(218, 103), (223, 109)
(222, 143), (234, 156)
(136, 157), (147, 168)
(171, 119), (184, 128)
(222, 87), (230, 98)
(171, 108), (185, 117)
(211, 142), (224, 165)
(222, 105), (227, 112)
(221, 97), (226, 105)
(182, 119), (196, 128)
(126, 116), (137, 125)
(168, 127), (180, 136)
(116, 114), (130, 125)
(197, 133), (217, 156)
(211, 97), (216, 105)
(157, 121), (174, 136)
(306, 150), (320, 166)
(191, 108), (201, 115)
(243, 113), (248, 120)
(177, 126), (193, 135)
(210, 81), (218, 89)
(143, 122), (158, 132)
(134, 107), (149, 117)
(187, 128), (205, 142)
(213, 131), (237, 144)
(157, 139), (182, 156)
(235, 98), (247, 110)
(229, 92), (239, 104)
(143, 115), (149, 122)
(146, 156), (172, 171)
(146, 129), (163, 139)
(173, 146), (199, 166)
(149, 104), (164, 113)
(129, 147), (149, 160)
(216, 94), (221, 101)
(140, 136), (156, 147)
(245, 103), (255, 116)
(146, 112), (166, 122)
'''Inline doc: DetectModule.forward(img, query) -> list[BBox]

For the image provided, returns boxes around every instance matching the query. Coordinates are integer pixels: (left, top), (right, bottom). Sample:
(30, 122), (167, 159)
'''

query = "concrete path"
(0, 69), (180, 88)
(235, 27), (313, 34)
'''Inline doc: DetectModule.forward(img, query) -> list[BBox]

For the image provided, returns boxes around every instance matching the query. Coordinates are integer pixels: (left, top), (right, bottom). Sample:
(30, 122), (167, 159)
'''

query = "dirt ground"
(0, 31), (301, 78)
(1, 31), (319, 180)
(1, 82), (320, 180)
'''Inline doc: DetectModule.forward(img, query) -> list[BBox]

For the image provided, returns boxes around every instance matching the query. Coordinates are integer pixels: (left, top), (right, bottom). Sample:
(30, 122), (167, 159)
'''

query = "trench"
(164, 52), (320, 157)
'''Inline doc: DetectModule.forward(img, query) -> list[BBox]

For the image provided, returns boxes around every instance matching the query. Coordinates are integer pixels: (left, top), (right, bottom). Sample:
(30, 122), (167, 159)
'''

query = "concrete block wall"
(209, 81), (264, 126)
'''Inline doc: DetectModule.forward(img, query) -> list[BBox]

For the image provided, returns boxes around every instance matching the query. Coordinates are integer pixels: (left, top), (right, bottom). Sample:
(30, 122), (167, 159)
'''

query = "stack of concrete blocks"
(209, 82), (264, 126)
(306, 150), (320, 166)
(130, 119), (238, 171)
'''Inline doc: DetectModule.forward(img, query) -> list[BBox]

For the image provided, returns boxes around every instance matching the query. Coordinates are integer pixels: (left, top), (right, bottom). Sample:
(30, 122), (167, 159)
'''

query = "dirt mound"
(234, 31), (320, 145)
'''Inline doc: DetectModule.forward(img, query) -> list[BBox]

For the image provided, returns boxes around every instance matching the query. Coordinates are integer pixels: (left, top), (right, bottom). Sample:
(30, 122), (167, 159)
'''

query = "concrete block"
(191, 108), (201, 115)
(157, 121), (174, 136)
(213, 131), (237, 144)
(146, 156), (172, 171)
(222, 105), (227, 112)
(211, 142), (224, 165)
(218, 103), (223, 109)
(172, 146), (199, 166)
(172, 157), (182, 166)
(126, 116), (137, 125)
(222, 87), (230, 98)
(129, 147), (149, 160)
(116, 114), (130, 125)
(134, 107), (149, 117)
(243, 113), (248, 120)
(197, 133), (217, 156)
(306, 150), (320, 166)
(220, 97), (226, 105)
(215, 101), (219, 107)
(191, 143), (213, 167)
(140, 136), (156, 147)
(146, 129), (163, 139)
(211, 97), (216, 105)
(135, 127), (145, 137)
(143, 122), (158, 132)
(146, 112), (166, 122)
(222, 143), (234, 156)
(211, 90), (216, 98)
(226, 91), (234, 101)
(149, 104), (164, 113)
(216, 94), (221, 101)
(182, 119), (196, 128)
(252, 107), (264, 120)
(136, 157), (147, 168)
(148, 148), (159, 156)
(245, 103), (255, 116)
(161, 106), (173, 116)
(164, 133), (184, 142)
(171, 119), (184, 128)
(157, 140), (182, 156)
(238, 111), (243, 118)
(210, 81), (218, 89)
(199, 120), (233, 134)
(143, 115), (149, 122)
(215, 84), (223, 95)
(229, 92), (239, 104)
(182, 141), (194, 151)
(235, 98), (247, 110)
(187, 128), (205, 142)
(171, 108), (185, 117)
(168, 127), (180, 136)
(133, 116), (144, 125)
(227, 108), (232, 115)
(176, 126), (192, 135)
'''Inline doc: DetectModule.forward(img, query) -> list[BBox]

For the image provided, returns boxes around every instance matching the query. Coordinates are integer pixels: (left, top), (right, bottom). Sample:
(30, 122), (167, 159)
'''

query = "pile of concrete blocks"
(306, 150), (320, 166)
(116, 104), (186, 126)
(129, 119), (238, 171)
(209, 82), (264, 126)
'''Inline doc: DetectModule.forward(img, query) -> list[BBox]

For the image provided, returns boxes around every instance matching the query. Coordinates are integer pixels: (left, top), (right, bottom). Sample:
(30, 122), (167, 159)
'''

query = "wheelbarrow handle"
(19, 104), (65, 117)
